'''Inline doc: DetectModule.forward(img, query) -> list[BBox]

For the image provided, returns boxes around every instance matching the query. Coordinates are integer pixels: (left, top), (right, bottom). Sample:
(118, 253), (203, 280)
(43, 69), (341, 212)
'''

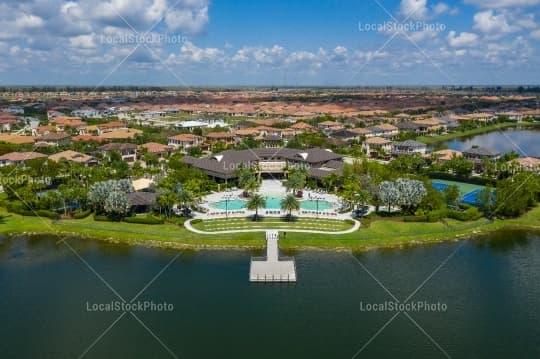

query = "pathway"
(184, 218), (361, 235)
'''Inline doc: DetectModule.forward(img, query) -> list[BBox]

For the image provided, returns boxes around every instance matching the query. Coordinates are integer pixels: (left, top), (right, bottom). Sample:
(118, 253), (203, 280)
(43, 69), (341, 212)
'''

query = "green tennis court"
(431, 179), (486, 195)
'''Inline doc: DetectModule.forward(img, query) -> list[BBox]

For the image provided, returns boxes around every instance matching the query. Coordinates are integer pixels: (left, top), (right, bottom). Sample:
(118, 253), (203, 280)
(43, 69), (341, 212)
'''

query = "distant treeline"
(0, 85), (539, 94)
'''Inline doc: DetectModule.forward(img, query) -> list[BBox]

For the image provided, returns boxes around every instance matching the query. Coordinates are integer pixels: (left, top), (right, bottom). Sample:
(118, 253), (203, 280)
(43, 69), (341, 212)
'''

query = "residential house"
(362, 137), (392, 157)
(206, 132), (237, 146)
(139, 142), (174, 157)
(463, 146), (501, 161)
(99, 128), (142, 140)
(0, 151), (47, 167)
(167, 134), (204, 151)
(428, 149), (463, 163)
(391, 140), (427, 156)
(396, 121), (424, 134)
(50, 116), (87, 132)
(507, 157), (540, 173)
(48, 150), (98, 166)
(34, 133), (71, 146)
(0, 134), (35, 145)
(0, 114), (18, 132)
(98, 143), (138, 162)
(318, 121), (343, 132)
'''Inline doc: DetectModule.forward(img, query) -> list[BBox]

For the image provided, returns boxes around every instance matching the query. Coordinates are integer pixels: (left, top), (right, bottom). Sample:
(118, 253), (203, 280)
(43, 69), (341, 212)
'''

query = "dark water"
(444, 129), (540, 157)
(1, 232), (540, 359)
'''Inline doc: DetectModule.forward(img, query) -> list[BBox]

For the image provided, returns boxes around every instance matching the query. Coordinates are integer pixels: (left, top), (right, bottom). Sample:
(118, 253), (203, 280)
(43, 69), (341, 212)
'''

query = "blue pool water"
(212, 200), (246, 210)
(211, 197), (333, 210)
(300, 199), (333, 211)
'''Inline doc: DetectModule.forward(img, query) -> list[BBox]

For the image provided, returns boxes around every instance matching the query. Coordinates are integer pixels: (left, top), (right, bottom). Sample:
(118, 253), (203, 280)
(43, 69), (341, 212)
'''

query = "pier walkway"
(249, 231), (296, 282)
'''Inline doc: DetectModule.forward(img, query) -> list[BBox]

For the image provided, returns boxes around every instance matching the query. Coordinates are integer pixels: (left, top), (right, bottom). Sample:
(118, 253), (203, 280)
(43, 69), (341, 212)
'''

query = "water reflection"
(444, 129), (540, 156)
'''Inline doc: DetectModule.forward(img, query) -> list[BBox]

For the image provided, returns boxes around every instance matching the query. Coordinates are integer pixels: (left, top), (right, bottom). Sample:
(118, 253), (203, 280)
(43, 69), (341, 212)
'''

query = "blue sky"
(0, 0), (539, 86)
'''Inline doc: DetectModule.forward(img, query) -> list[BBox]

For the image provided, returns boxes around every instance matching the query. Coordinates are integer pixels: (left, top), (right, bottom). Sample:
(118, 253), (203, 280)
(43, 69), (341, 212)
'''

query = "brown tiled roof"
(0, 151), (47, 162)
(365, 136), (391, 144)
(168, 134), (203, 141)
(72, 134), (106, 142)
(35, 133), (71, 141)
(140, 142), (174, 153)
(49, 150), (96, 164)
(0, 134), (35, 144)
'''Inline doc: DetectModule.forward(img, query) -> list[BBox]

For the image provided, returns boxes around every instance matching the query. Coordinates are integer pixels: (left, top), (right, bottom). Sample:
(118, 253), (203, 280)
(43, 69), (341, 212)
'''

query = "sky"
(0, 0), (539, 86)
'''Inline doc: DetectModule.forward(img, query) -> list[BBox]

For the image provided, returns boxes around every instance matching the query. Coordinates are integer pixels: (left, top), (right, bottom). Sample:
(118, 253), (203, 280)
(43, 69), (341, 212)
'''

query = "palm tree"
(176, 188), (195, 216)
(284, 171), (306, 197)
(247, 194), (266, 221)
(243, 177), (260, 196)
(281, 194), (300, 221)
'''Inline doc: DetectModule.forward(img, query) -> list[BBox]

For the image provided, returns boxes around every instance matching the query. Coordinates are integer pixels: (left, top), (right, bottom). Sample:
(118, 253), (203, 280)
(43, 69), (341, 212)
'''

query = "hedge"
(94, 214), (113, 222)
(428, 172), (496, 187)
(73, 209), (92, 219)
(124, 215), (164, 225)
(35, 209), (60, 220)
(447, 207), (483, 221)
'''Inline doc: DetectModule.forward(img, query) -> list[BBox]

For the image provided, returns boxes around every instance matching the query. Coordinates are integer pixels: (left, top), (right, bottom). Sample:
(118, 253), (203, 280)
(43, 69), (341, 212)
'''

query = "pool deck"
(198, 180), (348, 220)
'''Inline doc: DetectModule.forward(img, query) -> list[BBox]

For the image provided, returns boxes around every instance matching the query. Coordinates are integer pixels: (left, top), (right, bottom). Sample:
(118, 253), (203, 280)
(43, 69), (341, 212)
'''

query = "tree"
(177, 188), (195, 216)
(395, 178), (427, 213)
(88, 179), (133, 216)
(443, 185), (461, 208)
(246, 194), (266, 221)
(157, 190), (177, 218)
(476, 186), (495, 216)
(281, 194), (300, 221)
(104, 190), (130, 218)
(379, 181), (400, 212)
(493, 173), (540, 217)
(284, 170), (306, 196)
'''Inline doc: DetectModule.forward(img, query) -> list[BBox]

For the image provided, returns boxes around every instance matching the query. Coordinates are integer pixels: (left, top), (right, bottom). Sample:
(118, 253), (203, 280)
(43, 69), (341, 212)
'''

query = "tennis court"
(432, 179), (487, 206)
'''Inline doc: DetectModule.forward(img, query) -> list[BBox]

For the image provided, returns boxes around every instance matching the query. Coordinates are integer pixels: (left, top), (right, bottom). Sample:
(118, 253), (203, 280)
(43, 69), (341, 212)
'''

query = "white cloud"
(464, 0), (540, 8)
(69, 34), (97, 49)
(432, 2), (449, 15)
(473, 10), (520, 34)
(531, 29), (540, 40)
(400, 0), (428, 20)
(15, 14), (45, 29)
(447, 31), (479, 47)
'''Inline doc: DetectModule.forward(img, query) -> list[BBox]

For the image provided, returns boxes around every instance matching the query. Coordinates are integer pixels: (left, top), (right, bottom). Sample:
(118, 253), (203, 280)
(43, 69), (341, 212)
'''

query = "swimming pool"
(210, 197), (333, 211)
(211, 199), (246, 210)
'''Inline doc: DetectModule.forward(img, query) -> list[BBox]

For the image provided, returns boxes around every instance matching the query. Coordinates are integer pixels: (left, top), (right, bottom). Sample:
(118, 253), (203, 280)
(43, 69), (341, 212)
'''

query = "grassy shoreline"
(417, 122), (540, 145)
(2, 206), (540, 252)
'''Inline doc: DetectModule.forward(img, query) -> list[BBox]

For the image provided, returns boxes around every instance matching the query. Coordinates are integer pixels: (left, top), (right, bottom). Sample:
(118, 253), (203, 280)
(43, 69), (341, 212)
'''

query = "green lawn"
(1, 206), (540, 251)
(193, 217), (354, 232)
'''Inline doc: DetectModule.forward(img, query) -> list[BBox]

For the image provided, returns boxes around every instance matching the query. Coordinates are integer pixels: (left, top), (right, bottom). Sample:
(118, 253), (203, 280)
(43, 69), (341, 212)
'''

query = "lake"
(1, 232), (540, 358)
(443, 129), (540, 157)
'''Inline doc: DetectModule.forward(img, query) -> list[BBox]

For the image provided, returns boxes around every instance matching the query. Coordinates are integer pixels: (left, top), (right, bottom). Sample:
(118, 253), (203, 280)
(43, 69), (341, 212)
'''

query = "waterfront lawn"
(192, 217), (354, 232)
(1, 206), (540, 250)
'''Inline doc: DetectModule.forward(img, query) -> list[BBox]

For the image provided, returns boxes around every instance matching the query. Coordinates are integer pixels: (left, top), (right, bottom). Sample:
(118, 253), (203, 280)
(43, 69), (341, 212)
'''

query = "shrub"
(403, 215), (428, 222)
(124, 215), (164, 225)
(73, 209), (92, 219)
(36, 209), (60, 220)
(166, 217), (187, 226)
(447, 207), (482, 221)
(94, 214), (113, 222)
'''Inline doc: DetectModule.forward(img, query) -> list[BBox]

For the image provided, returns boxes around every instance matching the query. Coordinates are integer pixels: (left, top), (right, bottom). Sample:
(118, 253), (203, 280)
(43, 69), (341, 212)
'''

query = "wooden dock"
(249, 231), (296, 282)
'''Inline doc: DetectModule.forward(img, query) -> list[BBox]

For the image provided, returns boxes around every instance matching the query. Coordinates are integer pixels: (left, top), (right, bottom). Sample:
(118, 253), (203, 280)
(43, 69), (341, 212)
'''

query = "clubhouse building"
(183, 147), (343, 181)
